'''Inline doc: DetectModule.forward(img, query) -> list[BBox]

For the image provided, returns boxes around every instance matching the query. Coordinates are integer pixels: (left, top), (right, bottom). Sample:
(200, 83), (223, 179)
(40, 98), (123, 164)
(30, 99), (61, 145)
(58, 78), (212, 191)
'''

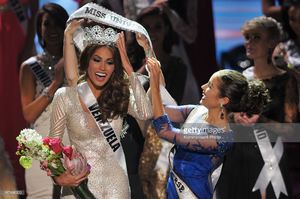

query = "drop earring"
(220, 104), (225, 120)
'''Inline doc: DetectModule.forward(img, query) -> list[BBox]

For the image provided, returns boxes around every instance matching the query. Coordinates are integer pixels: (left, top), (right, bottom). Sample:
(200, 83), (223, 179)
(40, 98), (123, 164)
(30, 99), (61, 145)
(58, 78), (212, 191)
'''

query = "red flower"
(43, 137), (50, 145)
(63, 146), (73, 159)
(49, 137), (63, 154)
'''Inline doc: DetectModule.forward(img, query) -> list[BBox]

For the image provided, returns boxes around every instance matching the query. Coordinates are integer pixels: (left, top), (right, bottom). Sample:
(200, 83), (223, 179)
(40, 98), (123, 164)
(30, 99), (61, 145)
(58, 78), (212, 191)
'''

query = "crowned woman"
(48, 3), (157, 198)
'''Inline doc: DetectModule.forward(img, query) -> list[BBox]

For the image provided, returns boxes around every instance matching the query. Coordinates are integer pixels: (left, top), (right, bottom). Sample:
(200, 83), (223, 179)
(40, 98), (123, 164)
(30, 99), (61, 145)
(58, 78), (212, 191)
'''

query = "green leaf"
(19, 156), (32, 169)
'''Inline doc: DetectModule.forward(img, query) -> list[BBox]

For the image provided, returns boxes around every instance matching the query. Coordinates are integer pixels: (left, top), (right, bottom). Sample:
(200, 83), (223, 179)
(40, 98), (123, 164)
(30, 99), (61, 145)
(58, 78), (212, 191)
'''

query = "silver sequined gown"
(49, 73), (152, 199)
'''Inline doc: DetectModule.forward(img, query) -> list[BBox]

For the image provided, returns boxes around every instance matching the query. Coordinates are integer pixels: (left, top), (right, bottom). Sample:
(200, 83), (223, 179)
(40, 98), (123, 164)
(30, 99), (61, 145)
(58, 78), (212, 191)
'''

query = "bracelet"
(41, 87), (53, 101)
(152, 114), (172, 133)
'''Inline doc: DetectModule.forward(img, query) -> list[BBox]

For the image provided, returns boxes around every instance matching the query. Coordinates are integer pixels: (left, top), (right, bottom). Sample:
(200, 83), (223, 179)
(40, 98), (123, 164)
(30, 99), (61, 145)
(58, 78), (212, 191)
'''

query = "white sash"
(68, 3), (152, 52)
(169, 147), (198, 199)
(77, 82), (128, 176)
(252, 129), (288, 198)
(27, 57), (52, 87)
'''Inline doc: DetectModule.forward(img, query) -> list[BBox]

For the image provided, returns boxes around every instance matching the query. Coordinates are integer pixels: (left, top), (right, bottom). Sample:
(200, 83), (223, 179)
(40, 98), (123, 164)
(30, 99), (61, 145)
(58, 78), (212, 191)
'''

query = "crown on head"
(83, 25), (118, 46)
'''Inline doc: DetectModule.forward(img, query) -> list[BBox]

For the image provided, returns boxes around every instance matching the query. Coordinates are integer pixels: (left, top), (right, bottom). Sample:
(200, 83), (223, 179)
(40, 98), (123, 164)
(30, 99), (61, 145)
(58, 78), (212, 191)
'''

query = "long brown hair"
(79, 44), (130, 122)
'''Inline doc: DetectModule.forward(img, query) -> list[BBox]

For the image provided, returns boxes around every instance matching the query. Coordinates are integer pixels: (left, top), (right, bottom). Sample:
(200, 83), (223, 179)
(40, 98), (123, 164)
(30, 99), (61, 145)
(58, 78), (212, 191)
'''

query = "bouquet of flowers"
(16, 128), (95, 199)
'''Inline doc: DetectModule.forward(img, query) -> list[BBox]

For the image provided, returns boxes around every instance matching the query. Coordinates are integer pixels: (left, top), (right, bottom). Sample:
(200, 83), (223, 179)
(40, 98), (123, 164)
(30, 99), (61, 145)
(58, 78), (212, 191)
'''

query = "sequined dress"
(50, 72), (152, 199)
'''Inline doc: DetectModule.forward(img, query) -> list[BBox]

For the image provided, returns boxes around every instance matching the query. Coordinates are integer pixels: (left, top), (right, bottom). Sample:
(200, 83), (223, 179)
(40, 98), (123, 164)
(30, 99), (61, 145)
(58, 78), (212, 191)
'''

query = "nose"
(201, 83), (207, 90)
(99, 61), (105, 70)
(244, 37), (253, 45)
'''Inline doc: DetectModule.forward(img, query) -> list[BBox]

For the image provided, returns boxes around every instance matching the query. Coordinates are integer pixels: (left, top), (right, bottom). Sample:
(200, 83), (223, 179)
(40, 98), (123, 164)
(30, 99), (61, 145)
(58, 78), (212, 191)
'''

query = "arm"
(135, 33), (166, 86)
(164, 105), (195, 123)
(19, 59), (64, 123)
(64, 20), (84, 86)
(148, 57), (227, 151)
(49, 89), (89, 186)
(116, 32), (152, 120)
(49, 89), (67, 139)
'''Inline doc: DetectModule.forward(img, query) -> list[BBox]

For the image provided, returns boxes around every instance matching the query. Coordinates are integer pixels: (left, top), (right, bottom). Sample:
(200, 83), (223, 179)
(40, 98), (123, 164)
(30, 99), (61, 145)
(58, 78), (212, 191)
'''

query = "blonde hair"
(241, 16), (283, 44)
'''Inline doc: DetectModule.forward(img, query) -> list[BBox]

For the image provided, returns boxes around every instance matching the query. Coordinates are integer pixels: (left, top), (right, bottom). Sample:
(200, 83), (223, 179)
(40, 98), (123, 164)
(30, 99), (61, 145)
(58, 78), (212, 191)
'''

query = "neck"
(45, 44), (62, 58)
(87, 78), (102, 98)
(253, 58), (280, 79)
(206, 108), (228, 128)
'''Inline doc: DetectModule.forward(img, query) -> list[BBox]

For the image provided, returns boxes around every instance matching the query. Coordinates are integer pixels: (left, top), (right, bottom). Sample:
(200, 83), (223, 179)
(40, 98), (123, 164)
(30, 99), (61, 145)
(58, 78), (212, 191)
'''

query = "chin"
(199, 100), (204, 105)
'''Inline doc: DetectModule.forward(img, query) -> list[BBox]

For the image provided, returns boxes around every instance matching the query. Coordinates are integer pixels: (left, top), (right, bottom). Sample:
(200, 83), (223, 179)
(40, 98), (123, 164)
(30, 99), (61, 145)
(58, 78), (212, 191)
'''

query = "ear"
(220, 96), (230, 106)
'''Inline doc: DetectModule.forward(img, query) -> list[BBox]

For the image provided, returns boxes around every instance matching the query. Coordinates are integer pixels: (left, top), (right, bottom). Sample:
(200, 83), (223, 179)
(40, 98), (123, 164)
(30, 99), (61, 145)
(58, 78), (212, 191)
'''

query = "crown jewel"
(83, 25), (118, 46)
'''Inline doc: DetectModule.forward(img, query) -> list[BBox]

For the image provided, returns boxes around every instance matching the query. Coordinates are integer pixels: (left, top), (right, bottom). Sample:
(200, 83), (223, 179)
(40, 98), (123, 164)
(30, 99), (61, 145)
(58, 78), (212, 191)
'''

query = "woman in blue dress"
(147, 60), (270, 199)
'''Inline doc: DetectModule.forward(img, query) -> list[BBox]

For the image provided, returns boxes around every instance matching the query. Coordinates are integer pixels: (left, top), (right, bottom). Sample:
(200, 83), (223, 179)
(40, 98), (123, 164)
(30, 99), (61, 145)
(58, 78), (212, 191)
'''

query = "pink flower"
(43, 137), (50, 145)
(49, 137), (63, 154)
(63, 146), (73, 159)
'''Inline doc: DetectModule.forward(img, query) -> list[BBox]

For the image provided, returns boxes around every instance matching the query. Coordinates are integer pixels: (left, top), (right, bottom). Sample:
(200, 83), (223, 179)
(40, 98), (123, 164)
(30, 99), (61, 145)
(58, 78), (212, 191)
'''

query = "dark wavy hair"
(36, 3), (69, 49)
(79, 44), (130, 122)
(216, 70), (270, 116)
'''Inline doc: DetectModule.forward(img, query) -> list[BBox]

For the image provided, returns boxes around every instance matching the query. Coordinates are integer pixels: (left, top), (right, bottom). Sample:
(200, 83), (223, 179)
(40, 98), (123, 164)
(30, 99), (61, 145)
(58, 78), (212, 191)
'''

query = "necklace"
(39, 51), (60, 72)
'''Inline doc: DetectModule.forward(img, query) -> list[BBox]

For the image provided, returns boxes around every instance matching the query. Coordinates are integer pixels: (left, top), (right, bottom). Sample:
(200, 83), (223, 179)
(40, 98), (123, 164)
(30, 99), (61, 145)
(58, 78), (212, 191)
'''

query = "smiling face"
(200, 73), (225, 109)
(86, 46), (115, 94)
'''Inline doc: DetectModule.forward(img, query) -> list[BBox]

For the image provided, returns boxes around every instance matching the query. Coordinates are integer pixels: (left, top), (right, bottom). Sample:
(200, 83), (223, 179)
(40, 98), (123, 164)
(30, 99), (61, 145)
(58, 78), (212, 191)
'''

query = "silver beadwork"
(83, 25), (118, 46)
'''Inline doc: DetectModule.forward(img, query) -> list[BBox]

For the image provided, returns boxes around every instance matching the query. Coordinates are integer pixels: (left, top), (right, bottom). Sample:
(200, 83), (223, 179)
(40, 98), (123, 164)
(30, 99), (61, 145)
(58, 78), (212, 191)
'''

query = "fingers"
(147, 58), (161, 75)
(117, 31), (126, 51)
(73, 169), (89, 186)
(65, 19), (85, 36)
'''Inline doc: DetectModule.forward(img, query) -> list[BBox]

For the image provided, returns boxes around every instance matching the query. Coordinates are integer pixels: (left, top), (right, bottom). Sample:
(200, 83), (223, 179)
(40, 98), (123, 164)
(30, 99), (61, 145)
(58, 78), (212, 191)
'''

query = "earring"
(220, 104), (225, 120)
(267, 48), (273, 64)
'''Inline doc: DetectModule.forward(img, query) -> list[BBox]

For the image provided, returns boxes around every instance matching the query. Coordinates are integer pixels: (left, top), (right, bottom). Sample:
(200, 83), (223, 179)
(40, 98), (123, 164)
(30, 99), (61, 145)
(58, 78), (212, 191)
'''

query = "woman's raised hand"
(64, 19), (85, 38)
(147, 58), (161, 91)
(136, 33), (155, 58)
(116, 31), (134, 74)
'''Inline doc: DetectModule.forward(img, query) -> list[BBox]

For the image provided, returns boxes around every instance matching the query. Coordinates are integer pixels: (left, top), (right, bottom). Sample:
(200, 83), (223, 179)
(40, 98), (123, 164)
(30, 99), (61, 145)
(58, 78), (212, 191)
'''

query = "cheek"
(41, 27), (46, 36)
(87, 62), (97, 75)
(108, 65), (116, 74)
(87, 67), (93, 78)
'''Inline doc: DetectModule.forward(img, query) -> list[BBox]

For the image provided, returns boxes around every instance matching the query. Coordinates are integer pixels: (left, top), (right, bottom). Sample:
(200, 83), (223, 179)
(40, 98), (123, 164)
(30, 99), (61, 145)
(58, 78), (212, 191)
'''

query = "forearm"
(152, 86), (164, 118)
(22, 82), (60, 123)
(64, 34), (79, 86)
(128, 73), (153, 120)
(153, 115), (220, 151)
